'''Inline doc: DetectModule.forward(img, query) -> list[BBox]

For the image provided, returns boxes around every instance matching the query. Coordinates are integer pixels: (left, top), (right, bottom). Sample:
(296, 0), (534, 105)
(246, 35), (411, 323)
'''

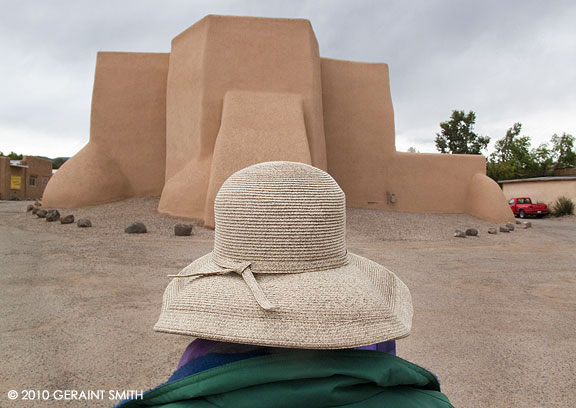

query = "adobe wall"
(22, 156), (53, 199)
(321, 57), (513, 222)
(203, 91), (312, 226)
(389, 153), (485, 213)
(502, 179), (576, 206)
(158, 15), (326, 223)
(321, 58), (394, 207)
(466, 173), (515, 223)
(43, 52), (169, 208)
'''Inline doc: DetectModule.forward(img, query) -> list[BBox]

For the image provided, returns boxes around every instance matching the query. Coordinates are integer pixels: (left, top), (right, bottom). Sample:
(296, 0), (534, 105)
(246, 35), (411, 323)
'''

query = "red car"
(508, 197), (548, 218)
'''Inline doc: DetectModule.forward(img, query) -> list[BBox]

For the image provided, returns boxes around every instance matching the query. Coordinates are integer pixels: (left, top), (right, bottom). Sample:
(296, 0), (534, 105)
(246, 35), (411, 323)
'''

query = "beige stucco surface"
(321, 58), (513, 222)
(43, 52), (169, 208)
(203, 91), (313, 226)
(467, 173), (515, 222)
(503, 179), (576, 205)
(43, 15), (513, 225)
(321, 58), (394, 207)
(158, 16), (326, 224)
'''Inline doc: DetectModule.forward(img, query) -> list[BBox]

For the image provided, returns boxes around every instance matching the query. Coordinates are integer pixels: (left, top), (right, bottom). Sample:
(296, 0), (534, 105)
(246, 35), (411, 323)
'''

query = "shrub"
(551, 196), (575, 217)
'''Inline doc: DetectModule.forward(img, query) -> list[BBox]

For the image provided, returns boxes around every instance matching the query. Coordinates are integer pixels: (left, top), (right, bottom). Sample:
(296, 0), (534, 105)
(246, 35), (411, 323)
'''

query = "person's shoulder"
(116, 349), (454, 407)
(363, 386), (454, 407)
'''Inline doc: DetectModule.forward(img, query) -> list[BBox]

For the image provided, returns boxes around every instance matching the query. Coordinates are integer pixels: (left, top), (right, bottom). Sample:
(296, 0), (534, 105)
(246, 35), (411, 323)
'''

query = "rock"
(515, 220), (522, 225)
(465, 228), (478, 237)
(518, 222), (532, 229)
(454, 230), (467, 238)
(32, 207), (39, 214)
(174, 223), (193, 236)
(506, 223), (515, 231)
(77, 218), (92, 228)
(26, 204), (34, 212)
(60, 215), (75, 224)
(499, 226), (510, 233)
(45, 209), (61, 222)
(35, 200), (42, 207)
(488, 227), (498, 234)
(36, 209), (47, 218)
(125, 222), (147, 234)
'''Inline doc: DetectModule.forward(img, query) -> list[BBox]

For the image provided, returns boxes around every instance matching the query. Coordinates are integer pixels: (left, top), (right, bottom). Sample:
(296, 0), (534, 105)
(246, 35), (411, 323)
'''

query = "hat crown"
(213, 162), (347, 272)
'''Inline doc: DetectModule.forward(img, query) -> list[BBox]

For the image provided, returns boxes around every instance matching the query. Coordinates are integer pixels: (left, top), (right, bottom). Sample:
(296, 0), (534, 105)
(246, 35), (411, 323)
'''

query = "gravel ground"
(346, 207), (504, 242)
(542, 214), (576, 222)
(15, 196), (505, 242)
(8, 197), (214, 240)
(1, 198), (574, 408)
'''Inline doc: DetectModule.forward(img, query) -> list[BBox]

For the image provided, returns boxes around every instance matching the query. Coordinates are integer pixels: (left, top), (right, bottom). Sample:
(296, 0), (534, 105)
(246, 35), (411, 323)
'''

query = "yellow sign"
(10, 175), (22, 190)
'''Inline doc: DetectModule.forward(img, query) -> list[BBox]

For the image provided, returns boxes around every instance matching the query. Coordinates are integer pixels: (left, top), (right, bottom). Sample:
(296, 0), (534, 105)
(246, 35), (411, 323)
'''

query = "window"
(29, 176), (37, 187)
(508, 199), (514, 205)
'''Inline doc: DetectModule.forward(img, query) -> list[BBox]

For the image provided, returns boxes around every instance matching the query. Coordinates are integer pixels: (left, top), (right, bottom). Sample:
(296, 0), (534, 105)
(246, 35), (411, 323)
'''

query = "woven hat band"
(168, 258), (277, 310)
(211, 252), (350, 273)
(213, 162), (348, 271)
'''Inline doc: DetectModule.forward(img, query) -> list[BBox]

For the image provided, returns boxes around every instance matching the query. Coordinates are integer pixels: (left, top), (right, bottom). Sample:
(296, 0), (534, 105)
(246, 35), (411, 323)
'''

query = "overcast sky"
(1, 0), (575, 158)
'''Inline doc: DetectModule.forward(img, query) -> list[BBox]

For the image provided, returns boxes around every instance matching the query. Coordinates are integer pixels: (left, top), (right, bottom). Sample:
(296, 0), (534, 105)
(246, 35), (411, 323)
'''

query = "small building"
(0, 156), (53, 200)
(500, 175), (576, 205)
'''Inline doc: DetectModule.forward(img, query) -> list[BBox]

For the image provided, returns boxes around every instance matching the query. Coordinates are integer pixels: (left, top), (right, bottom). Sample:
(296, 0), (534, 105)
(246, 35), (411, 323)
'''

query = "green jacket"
(120, 350), (453, 407)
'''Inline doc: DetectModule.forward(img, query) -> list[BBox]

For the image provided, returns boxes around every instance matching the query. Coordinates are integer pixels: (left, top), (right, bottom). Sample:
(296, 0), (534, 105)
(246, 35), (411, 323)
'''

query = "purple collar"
(177, 339), (397, 369)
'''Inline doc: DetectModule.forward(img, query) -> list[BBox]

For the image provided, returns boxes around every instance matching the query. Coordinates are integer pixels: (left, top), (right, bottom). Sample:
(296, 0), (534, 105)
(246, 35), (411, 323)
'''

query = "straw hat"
(154, 161), (413, 349)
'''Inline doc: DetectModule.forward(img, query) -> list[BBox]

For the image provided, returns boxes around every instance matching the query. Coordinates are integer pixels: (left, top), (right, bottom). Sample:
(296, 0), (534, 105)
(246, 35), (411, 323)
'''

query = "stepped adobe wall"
(43, 15), (513, 226)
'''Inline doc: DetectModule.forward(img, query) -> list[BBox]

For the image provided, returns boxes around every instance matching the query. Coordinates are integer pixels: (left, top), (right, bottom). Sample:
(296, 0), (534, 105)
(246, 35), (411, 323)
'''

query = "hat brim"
(154, 252), (413, 349)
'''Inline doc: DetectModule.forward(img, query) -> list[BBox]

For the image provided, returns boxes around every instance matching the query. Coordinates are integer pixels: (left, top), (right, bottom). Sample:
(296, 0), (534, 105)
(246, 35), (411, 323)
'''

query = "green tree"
(490, 123), (531, 163)
(487, 126), (576, 182)
(52, 157), (68, 169)
(487, 123), (535, 181)
(551, 133), (576, 169)
(435, 110), (490, 154)
(527, 143), (554, 177)
(7, 151), (23, 160)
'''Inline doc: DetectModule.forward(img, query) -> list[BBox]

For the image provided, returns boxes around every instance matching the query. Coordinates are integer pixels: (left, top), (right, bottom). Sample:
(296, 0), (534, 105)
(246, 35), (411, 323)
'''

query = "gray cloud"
(1, 0), (575, 157)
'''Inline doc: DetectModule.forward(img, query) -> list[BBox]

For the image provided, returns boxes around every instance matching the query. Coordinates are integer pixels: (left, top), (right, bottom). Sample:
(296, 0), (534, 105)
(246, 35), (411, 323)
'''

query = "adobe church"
(43, 15), (513, 226)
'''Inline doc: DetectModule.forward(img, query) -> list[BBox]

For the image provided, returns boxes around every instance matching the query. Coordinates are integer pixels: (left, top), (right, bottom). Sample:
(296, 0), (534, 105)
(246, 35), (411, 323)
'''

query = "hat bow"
(168, 259), (277, 311)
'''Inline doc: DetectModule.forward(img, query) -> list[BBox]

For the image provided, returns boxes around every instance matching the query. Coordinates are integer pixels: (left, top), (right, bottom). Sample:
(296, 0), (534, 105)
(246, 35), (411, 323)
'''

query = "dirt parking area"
(0, 198), (574, 407)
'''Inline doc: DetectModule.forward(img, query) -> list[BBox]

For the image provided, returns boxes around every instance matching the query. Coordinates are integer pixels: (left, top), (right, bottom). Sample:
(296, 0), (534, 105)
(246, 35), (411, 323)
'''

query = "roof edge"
(500, 176), (576, 183)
